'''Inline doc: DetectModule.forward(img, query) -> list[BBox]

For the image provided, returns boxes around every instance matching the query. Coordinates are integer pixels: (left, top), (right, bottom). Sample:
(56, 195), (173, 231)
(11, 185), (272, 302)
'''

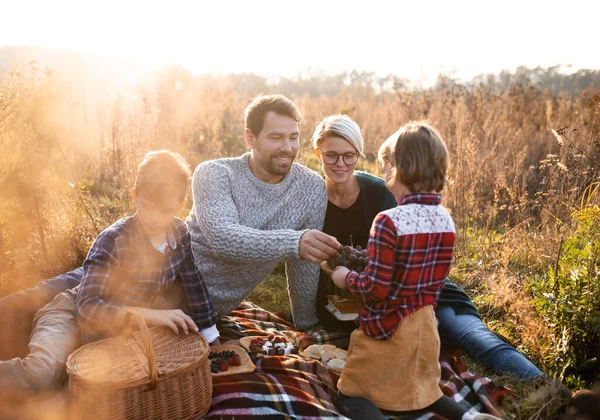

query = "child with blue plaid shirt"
(76, 150), (218, 342)
(0, 150), (219, 396)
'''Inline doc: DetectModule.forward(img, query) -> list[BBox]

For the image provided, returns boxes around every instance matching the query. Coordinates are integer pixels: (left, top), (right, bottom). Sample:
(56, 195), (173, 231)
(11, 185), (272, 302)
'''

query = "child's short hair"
(378, 122), (448, 193)
(311, 114), (365, 156)
(244, 94), (302, 136)
(134, 150), (191, 204)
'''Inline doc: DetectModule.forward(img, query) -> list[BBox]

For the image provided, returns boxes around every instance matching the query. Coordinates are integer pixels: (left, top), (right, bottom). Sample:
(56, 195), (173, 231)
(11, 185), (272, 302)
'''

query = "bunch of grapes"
(209, 350), (242, 373)
(327, 245), (369, 273)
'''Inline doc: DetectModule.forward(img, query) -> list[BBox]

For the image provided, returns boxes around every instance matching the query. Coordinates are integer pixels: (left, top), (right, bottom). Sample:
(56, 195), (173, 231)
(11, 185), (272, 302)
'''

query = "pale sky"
(1, 0), (598, 83)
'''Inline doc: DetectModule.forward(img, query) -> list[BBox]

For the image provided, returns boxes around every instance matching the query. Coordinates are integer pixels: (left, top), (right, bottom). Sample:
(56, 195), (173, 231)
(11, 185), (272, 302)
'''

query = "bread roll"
(321, 351), (338, 363)
(334, 348), (348, 360)
(304, 344), (322, 359)
(326, 358), (345, 371)
(321, 344), (337, 352)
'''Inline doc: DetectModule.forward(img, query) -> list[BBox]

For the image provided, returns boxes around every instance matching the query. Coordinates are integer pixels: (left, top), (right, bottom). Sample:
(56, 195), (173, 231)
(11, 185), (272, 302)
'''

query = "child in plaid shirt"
(331, 123), (499, 420)
(0, 151), (219, 397)
(76, 150), (219, 343)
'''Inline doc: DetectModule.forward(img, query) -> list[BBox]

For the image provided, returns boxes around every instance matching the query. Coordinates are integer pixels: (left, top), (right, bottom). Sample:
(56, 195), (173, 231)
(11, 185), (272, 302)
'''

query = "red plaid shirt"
(346, 193), (456, 339)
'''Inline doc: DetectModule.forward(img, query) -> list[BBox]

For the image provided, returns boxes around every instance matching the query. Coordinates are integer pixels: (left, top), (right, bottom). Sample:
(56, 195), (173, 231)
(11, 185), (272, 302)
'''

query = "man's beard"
(263, 153), (296, 176)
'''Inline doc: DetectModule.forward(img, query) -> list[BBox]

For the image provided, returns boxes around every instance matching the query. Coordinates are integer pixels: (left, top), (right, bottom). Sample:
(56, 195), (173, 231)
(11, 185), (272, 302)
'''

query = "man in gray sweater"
(187, 95), (340, 330)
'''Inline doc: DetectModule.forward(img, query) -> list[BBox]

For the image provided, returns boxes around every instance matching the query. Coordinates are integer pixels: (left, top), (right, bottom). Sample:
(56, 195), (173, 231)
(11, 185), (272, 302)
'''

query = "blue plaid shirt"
(76, 215), (217, 338)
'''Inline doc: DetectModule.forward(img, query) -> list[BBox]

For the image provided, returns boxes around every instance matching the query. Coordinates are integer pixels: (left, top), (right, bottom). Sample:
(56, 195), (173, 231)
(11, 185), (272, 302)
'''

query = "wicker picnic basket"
(66, 311), (212, 420)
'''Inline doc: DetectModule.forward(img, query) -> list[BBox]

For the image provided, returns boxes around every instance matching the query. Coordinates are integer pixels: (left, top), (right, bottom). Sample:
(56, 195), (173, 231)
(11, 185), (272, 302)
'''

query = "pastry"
(334, 348), (347, 360)
(304, 344), (323, 359)
(321, 351), (338, 363)
(326, 358), (345, 371)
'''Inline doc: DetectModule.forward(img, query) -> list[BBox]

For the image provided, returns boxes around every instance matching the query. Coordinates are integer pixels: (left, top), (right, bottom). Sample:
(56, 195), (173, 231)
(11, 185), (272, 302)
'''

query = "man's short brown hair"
(378, 122), (448, 193)
(244, 94), (302, 136)
(134, 150), (191, 204)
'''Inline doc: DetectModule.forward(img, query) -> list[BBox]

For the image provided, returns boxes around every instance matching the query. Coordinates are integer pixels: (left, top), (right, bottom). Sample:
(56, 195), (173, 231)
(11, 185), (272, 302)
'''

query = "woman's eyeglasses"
(318, 149), (359, 166)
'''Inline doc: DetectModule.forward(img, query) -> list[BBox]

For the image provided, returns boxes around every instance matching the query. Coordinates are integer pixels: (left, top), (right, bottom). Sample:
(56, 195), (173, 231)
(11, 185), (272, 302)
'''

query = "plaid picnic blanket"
(206, 301), (512, 419)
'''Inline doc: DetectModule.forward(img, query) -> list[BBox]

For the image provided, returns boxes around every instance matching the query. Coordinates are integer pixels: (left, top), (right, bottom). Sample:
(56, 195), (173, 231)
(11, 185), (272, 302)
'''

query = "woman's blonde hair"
(311, 114), (364, 156)
(378, 121), (448, 193)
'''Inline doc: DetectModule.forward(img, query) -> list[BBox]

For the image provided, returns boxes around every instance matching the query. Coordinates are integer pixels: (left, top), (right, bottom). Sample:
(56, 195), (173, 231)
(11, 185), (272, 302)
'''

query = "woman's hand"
(331, 266), (350, 289)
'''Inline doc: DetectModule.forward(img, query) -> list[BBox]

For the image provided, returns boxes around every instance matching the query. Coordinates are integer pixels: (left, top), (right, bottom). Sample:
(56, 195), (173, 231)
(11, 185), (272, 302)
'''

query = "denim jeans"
(0, 288), (79, 394)
(436, 305), (543, 380)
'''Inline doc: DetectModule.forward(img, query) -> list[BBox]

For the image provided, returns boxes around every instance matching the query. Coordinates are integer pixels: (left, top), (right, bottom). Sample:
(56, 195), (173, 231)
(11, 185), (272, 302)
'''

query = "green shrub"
(528, 204), (600, 387)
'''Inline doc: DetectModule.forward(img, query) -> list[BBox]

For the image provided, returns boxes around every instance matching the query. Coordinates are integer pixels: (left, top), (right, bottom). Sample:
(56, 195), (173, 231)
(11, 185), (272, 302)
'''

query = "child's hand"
(134, 308), (199, 335)
(331, 266), (350, 289)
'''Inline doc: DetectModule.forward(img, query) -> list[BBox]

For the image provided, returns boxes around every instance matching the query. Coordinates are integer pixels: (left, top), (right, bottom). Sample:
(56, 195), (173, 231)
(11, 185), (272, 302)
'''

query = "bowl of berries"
(240, 334), (299, 357)
(208, 344), (255, 376)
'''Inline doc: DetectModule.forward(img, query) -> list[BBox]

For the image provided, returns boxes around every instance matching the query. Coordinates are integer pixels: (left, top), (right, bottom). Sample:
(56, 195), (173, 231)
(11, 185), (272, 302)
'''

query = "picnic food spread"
(208, 344), (256, 376)
(239, 335), (348, 373)
(240, 334), (299, 357)
(209, 350), (242, 372)
(301, 343), (347, 372)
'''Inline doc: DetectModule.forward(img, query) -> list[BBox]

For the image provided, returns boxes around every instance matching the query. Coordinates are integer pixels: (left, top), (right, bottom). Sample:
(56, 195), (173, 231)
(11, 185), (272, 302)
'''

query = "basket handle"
(123, 310), (159, 390)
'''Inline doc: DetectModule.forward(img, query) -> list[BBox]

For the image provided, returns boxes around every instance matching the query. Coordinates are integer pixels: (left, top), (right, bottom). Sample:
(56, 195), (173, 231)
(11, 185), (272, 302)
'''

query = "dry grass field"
(1, 60), (599, 418)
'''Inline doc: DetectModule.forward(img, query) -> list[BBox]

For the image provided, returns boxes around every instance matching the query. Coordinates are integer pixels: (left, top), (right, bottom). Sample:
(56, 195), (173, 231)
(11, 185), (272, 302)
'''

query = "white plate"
(325, 303), (358, 322)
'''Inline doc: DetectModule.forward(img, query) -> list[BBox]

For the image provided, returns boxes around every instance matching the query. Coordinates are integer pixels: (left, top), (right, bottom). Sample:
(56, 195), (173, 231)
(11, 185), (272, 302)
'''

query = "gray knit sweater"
(186, 153), (328, 330)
